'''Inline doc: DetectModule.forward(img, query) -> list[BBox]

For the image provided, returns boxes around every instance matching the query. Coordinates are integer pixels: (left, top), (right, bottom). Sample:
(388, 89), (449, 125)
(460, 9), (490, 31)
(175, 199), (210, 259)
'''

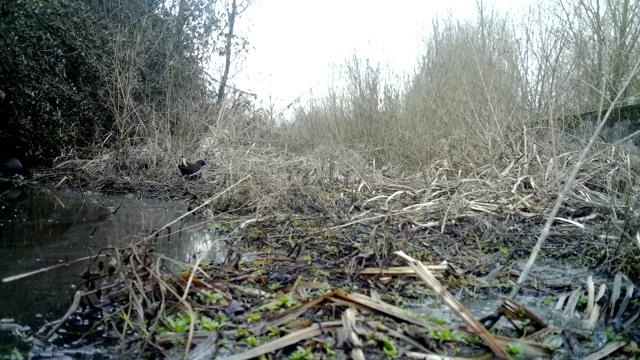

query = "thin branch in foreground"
(509, 56), (640, 300)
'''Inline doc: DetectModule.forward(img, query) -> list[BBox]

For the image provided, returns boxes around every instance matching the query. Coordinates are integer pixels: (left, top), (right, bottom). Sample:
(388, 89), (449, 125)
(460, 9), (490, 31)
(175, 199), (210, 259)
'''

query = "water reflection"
(0, 187), (225, 332)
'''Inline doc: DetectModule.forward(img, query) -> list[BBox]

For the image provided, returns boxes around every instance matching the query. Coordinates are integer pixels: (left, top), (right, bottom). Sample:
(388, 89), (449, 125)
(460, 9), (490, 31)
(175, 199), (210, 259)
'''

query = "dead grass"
(34, 143), (640, 357)
(31, 105), (640, 358)
(45, 113), (640, 274)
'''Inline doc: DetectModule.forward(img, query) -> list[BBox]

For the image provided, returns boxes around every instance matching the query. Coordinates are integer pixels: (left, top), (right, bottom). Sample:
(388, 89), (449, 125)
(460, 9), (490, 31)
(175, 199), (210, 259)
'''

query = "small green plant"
(323, 343), (336, 356)
(268, 327), (280, 337)
(199, 316), (223, 331)
(391, 294), (404, 306)
(247, 314), (262, 323)
(382, 337), (398, 357)
(287, 346), (313, 360)
(605, 332), (623, 341)
(246, 336), (260, 346)
(428, 329), (461, 342)
(279, 294), (296, 309)
(465, 336), (482, 345)
(196, 289), (223, 305)
(323, 245), (340, 258)
(540, 296), (557, 306)
(312, 269), (330, 277)
(506, 343), (523, 357)
(165, 313), (190, 333)
(236, 328), (250, 337)
(427, 316), (448, 325)
(577, 294), (588, 308)
(440, 330), (453, 341)
(217, 313), (229, 323)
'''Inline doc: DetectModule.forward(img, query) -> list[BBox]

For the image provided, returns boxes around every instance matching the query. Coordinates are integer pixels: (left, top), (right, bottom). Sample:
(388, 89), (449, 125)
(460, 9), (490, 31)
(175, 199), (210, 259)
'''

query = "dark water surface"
(0, 187), (227, 356)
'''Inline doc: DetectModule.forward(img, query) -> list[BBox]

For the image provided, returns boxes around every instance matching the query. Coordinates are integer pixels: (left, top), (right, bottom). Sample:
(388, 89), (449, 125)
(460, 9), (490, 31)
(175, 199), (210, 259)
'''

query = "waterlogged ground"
(0, 187), (228, 356)
(0, 187), (637, 359)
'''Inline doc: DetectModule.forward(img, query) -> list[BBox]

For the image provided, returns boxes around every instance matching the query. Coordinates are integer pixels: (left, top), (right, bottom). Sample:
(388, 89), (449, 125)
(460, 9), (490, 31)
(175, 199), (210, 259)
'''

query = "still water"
(0, 187), (228, 355)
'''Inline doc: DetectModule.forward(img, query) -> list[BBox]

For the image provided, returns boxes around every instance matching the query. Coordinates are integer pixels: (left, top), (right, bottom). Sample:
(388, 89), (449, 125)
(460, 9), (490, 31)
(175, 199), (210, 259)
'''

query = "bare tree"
(553, 0), (640, 107)
(217, 0), (252, 104)
(217, 0), (237, 104)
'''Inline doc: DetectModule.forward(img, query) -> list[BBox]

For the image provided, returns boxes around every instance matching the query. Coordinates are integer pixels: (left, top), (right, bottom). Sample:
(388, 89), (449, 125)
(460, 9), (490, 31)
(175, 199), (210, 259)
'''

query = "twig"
(509, 56), (640, 299)
(45, 290), (84, 340)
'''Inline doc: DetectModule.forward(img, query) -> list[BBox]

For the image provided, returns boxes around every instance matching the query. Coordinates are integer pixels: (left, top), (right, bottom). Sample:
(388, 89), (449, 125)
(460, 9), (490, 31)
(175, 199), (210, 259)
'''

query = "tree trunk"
(217, 0), (237, 104)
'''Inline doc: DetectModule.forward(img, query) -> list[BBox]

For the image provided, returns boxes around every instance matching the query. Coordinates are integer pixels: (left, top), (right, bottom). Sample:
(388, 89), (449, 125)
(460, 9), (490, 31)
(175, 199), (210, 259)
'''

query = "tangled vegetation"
(3, 0), (640, 358)
(0, 0), (248, 166)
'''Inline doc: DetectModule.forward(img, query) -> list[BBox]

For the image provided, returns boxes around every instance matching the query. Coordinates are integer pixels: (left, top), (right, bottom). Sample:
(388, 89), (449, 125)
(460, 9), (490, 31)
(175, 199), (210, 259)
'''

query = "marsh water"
(0, 187), (230, 355)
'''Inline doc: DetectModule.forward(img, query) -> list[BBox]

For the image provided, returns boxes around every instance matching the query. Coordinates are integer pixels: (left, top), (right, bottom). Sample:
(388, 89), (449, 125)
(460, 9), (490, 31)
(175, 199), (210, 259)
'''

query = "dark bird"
(0, 158), (30, 177)
(178, 159), (205, 179)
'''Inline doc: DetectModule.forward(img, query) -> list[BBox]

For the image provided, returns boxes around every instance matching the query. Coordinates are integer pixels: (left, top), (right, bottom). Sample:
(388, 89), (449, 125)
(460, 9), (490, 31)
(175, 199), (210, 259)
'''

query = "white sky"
(232, 0), (524, 109)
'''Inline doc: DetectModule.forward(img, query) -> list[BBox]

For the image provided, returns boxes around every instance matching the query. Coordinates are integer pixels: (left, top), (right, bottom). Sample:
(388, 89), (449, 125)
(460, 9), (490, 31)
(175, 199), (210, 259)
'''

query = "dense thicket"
(290, 0), (640, 170)
(0, 0), (233, 166)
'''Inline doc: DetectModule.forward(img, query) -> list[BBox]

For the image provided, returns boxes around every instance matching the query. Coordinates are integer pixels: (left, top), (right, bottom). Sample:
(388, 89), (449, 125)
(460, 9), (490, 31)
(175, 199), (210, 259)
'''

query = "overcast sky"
(232, 0), (524, 109)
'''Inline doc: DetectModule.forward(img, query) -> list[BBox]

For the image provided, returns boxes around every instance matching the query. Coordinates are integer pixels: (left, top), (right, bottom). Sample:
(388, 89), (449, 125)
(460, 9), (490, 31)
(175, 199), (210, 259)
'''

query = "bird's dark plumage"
(178, 159), (205, 178)
(0, 158), (30, 177)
